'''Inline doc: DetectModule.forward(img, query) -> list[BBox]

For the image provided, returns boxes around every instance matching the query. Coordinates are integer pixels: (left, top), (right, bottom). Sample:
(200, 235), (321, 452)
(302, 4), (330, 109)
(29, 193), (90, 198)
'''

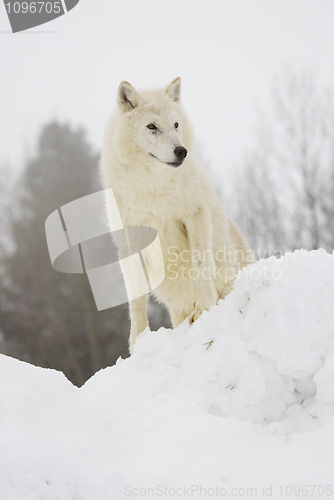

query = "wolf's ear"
(117, 81), (140, 111)
(165, 77), (181, 102)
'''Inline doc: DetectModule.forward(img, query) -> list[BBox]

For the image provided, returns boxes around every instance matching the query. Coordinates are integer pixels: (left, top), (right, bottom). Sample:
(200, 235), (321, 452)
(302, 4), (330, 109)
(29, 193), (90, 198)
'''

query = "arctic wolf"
(101, 77), (253, 353)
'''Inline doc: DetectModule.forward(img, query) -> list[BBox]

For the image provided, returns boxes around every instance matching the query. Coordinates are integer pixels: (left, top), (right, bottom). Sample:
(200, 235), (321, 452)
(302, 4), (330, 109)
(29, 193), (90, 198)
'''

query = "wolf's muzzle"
(174, 147), (187, 161)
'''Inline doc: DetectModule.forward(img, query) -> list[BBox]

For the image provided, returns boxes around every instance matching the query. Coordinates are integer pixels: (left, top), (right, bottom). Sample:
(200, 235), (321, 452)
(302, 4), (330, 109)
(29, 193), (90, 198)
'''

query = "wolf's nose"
(174, 146), (187, 161)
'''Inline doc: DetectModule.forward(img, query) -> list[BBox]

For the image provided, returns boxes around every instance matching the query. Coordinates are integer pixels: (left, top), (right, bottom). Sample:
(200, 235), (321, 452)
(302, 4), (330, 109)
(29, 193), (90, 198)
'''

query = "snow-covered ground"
(1, 249), (334, 499)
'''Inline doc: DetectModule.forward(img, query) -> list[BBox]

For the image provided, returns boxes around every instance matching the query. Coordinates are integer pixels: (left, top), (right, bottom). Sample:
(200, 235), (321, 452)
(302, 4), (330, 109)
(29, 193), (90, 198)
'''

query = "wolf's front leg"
(183, 207), (218, 322)
(129, 294), (149, 354)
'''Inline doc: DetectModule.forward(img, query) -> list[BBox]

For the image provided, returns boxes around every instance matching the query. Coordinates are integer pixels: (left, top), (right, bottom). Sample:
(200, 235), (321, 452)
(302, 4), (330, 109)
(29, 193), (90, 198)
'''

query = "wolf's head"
(114, 78), (194, 169)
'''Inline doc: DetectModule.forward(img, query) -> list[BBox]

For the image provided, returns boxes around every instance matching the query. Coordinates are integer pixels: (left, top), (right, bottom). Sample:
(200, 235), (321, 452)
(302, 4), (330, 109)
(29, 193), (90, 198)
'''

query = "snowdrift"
(1, 249), (334, 499)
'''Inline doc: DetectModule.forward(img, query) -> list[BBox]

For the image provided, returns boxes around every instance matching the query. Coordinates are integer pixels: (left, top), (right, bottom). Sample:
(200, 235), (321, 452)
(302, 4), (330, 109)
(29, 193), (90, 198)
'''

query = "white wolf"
(101, 77), (253, 353)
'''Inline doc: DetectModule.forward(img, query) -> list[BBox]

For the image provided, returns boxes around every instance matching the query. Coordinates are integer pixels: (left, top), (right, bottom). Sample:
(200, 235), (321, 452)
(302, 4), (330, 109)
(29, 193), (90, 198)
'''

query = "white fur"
(101, 78), (253, 353)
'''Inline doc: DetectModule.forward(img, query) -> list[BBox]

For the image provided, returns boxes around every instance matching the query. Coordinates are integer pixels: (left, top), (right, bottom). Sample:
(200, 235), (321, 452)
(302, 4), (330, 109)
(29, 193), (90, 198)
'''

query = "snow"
(1, 249), (334, 499)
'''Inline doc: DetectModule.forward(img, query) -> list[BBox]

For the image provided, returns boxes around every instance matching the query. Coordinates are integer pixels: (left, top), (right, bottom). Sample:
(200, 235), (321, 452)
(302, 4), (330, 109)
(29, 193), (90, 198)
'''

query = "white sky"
(1, 0), (334, 186)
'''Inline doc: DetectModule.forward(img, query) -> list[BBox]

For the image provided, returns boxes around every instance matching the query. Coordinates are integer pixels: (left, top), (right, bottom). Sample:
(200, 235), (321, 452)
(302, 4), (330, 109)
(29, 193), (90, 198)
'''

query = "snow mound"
(0, 249), (334, 498)
(111, 248), (334, 434)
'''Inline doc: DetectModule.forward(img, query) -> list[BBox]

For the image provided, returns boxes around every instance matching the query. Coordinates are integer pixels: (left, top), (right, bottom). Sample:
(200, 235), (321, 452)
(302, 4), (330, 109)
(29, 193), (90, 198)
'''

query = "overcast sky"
(1, 0), (334, 185)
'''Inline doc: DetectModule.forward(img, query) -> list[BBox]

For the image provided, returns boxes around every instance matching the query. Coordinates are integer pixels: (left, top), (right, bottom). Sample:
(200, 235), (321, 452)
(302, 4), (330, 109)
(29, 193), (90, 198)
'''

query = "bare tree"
(231, 68), (334, 257)
(0, 164), (16, 258)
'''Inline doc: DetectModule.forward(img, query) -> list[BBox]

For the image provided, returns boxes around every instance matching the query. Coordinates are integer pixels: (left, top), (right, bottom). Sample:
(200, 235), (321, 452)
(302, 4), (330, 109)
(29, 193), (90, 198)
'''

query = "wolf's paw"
(189, 306), (206, 324)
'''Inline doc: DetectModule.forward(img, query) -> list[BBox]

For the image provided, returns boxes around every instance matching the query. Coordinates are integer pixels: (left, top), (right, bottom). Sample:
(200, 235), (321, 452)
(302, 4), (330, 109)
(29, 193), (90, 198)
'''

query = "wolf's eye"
(147, 123), (157, 130)
(174, 122), (179, 129)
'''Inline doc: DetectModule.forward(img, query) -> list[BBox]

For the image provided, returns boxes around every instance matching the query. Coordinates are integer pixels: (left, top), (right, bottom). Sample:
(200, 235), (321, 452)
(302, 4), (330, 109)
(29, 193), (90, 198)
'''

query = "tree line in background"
(0, 122), (170, 386)
(0, 69), (333, 385)
(230, 69), (334, 255)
